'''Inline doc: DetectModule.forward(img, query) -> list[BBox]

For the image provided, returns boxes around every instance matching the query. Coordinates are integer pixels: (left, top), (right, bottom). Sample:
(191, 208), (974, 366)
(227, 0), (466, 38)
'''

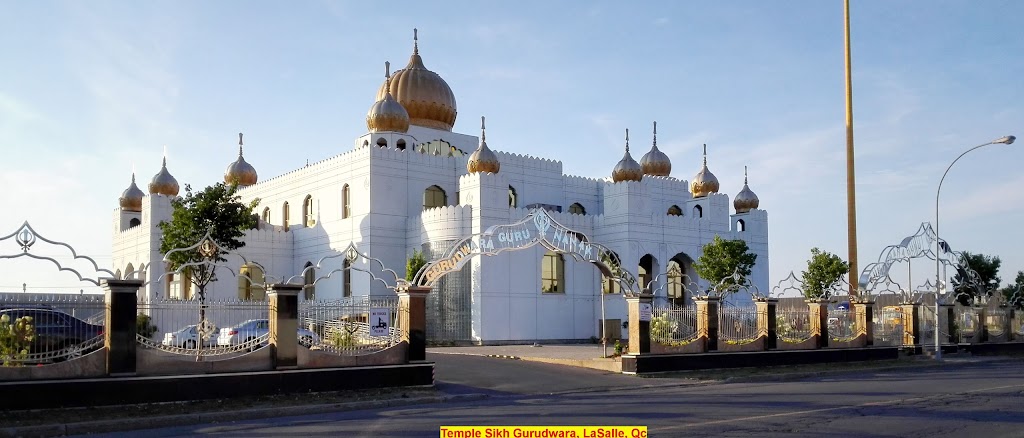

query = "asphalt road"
(83, 355), (1024, 438)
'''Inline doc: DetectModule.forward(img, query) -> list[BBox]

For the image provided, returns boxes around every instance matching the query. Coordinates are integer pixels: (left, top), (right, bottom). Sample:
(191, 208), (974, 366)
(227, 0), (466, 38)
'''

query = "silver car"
(217, 319), (319, 347)
(162, 324), (217, 349)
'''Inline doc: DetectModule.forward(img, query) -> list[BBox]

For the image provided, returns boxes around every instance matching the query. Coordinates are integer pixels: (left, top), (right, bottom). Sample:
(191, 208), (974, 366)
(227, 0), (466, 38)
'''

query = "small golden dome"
(734, 166), (760, 213)
(468, 116), (500, 174)
(149, 156), (180, 196)
(689, 144), (720, 198)
(612, 129), (643, 183)
(376, 29), (457, 131)
(640, 121), (672, 176)
(367, 62), (411, 133)
(225, 133), (258, 186)
(119, 173), (144, 212)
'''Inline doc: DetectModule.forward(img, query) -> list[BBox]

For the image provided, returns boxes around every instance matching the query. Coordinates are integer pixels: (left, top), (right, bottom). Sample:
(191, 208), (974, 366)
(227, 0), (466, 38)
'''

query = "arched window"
(167, 270), (191, 300)
(693, 205), (703, 218)
(736, 219), (746, 232)
(303, 195), (315, 227)
(541, 250), (564, 293)
(601, 251), (622, 294)
(423, 185), (447, 210)
(569, 203), (585, 215)
(362, 140), (369, 148)
(397, 139), (407, 151)
(376, 138), (388, 147)
(262, 207), (270, 223)
(667, 260), (684, 306)
(342, 259), (352, 297)
(639, 254), (656, 291)
(508, 186), (517, 208)
(342, 184), (351, 219)
(129, 218), (141, 228)
(238, 264), (266, 301)
(282, 201), (290, 231)
(303, 262), (315, 300)
(667, 205), (682, 216)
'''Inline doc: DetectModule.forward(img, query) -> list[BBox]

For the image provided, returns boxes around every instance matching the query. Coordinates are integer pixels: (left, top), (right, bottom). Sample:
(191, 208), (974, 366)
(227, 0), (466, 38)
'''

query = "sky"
(1, 1), (1022, 295)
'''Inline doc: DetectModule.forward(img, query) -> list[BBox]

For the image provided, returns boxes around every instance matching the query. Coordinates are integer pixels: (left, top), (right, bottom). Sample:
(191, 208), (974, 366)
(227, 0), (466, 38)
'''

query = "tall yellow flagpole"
(844, 0), (859, 297)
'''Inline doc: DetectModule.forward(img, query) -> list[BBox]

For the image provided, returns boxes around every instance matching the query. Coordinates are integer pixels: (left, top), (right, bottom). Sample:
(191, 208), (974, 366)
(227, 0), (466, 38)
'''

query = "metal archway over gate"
(411, 208), (640, 295)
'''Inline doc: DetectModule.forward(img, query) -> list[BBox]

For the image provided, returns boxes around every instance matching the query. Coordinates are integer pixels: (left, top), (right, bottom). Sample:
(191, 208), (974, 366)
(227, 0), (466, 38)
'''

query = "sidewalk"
(428, 343), (622, 372)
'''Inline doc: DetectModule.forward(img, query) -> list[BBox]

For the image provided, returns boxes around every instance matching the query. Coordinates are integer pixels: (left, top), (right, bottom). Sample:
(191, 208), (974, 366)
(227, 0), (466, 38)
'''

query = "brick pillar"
(267, 284), (301, 369)
(695, 297), (720, 351)
(102, 278), (143, 376)
(899, 303), (920, 346)
(853, 301), (874, 347)
(397, 285), (431, 362)
(626, 293), (653, 355)
(755, 298), (777, 350)
(807, 300), (829, 348)
(939, 303), (955, 344)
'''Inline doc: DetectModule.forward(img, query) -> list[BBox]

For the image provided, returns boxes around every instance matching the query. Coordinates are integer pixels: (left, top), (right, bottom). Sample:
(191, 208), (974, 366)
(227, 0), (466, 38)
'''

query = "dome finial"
(625, 128), (630, 153)
(734, 164), (759, 213)
(481, 115), (486, 142)
(467, 115), (500, 174)
(744, 165), (748, 184)
(413, 28), (419, 55)
(385, 61), (391, 80)
(702, 143), (708, 166)
(653, 121), (657, 147)
(238, 132), (244, 156)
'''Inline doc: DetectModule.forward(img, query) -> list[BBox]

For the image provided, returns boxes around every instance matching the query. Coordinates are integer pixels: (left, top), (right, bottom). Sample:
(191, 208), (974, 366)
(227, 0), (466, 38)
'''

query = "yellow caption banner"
(440, 426), (647, 438)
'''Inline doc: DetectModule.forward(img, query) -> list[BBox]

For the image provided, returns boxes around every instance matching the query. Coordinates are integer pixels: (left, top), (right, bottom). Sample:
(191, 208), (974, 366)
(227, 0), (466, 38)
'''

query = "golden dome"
(689, 144), (720, 198)
(367, 62), (411, 133)
(119, 173), (144, 212)
(225, 133), (258, 186)
(640, 121), (672, 176)
(376, 29), (457, 131)
(149, 156), (180, 196)
(734, 166), (760, 213)
(467, 116), (500, 174)
(612, 129), (643, 183)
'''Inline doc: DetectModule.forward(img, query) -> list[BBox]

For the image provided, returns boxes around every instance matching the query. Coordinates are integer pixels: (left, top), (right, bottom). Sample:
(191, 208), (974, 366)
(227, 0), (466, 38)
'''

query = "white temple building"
(112, 31), (769, 343)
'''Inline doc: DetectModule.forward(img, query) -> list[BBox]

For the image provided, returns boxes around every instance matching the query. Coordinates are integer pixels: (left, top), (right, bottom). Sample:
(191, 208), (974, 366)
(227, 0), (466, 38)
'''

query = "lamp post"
(934, 135), (1015, 360)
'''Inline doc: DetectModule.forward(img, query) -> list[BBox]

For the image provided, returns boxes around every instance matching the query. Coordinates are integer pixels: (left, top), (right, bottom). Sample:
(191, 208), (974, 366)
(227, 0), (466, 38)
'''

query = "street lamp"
(934, 135), (1015, 360)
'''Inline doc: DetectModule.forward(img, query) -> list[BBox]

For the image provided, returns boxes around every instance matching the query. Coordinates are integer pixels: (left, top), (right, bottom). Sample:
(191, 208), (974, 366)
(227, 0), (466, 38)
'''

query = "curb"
(0, 393), (489, 438)
(719, 356), (1019, 384)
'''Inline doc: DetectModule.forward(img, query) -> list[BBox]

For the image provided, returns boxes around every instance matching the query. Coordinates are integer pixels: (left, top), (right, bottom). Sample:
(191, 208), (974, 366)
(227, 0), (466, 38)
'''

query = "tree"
(406, 249), (427, 281)
(159, 183), (258, 333)
(800, 248), (849, 299)
(951, 251), (1001, 305)
(693, 235), (757, 292)
(1001, 270), (1024, 309)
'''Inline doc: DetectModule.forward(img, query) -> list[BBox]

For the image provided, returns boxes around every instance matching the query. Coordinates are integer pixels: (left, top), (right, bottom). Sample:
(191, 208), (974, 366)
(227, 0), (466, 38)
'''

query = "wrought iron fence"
(916, 305), (936, 346)
(298, 296), (402, 355)
(828, 308), (857, 342)
(986, 308), (1008, 337)
(955, 305), (979, 343)
(718, 305), (759, 343)
(0, 294), (106, 364)
(776, 307), (812, 343)
(650, 305), (697, 345)
(873, 306), (903, 346)
(136, 298), (268, 357)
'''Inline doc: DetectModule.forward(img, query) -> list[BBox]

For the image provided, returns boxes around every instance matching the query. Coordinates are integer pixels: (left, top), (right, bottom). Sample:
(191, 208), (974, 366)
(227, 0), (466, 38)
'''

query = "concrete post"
(807, 300), (829, 348)
(755, 298), (777, 350)
(695, 296), (720, 351)
(625, 293), (653, 355)
(267, 284), (301, 369)
(899, 303), (920, 346)
(102, 278), (143, 376)
(397, 285), (431, 362)
(853, 301), (874, 347)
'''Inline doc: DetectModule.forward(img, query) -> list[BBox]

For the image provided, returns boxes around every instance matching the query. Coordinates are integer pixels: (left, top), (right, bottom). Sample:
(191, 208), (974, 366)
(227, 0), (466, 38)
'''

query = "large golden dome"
(734, 166), (760, 213)
(689, 144), (720, 198)
(612, 129), (643, 183)
(467, 116), (500, 174)
(376, 29), (457, 131)
(366, 62), (411, 133)
(640, 121), (672, 177)
(149, 156), (180, 196)
(119, 173), (144, 212)
(225, 133), (258, 186)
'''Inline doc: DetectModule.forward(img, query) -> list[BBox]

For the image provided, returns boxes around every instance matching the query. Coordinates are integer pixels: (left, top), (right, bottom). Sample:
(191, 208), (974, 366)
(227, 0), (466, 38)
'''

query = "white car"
(162, 324), (217, 349)
(217, 319), (320, 347)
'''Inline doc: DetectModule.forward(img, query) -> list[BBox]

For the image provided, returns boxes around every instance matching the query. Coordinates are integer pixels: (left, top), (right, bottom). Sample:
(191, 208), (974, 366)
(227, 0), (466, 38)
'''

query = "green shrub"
(1, 314), (35, 367)
(136, 313), (159, 339)
(650, 314), (679, 343)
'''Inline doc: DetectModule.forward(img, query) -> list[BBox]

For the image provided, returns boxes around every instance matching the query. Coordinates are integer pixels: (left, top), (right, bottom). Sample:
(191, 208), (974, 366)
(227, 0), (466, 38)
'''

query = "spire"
(413, 28), (419, 55)
(744, 165), (748, 185)
(481, 115), (486, 142)
(653, 121), (657, 147)
(625, 128), (630, 153)
(238, 132), (244, 156)
(702, 143), (707, 166)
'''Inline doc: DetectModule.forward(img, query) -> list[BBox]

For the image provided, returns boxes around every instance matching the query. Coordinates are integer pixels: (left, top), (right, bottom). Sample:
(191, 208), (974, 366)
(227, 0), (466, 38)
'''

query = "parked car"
(161, 324), (218, 348)
(0, 308), (103, 356)
(216, 319), (319, 347)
